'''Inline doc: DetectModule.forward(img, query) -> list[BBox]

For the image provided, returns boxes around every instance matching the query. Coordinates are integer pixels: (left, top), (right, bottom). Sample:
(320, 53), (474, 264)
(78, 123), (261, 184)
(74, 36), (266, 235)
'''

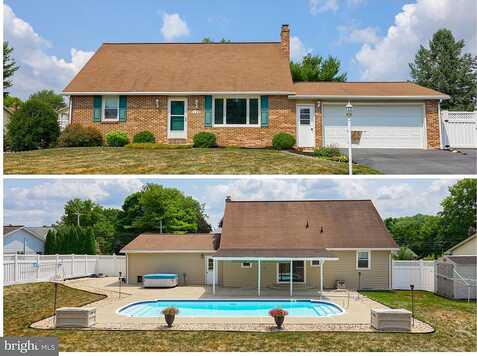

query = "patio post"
(290, 259), (293, 297)
(258, 259), (261, 297)
(320, 260), (325, 292)
(212, 258), (216, 295)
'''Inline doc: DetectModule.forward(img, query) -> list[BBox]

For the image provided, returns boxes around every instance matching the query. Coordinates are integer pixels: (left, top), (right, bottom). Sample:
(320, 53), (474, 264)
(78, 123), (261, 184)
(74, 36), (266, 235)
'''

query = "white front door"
(168, 98), (187, 139)
(206, 257), (214, 285)
(296, 105), (315, 148)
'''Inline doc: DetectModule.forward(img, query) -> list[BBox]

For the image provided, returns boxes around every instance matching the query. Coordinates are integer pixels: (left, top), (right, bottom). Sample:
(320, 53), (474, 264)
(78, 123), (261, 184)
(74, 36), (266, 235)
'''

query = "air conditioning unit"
(336, 280), (346, 289)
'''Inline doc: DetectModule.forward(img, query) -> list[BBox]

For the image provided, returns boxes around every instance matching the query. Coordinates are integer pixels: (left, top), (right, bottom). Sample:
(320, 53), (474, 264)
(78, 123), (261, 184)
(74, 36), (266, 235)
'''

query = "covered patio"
(209, 249), (339, 296)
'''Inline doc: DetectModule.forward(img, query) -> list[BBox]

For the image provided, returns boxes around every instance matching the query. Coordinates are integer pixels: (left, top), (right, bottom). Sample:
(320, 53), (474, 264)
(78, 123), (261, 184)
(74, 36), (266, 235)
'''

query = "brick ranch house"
(64, 25), (449, 149)
(121, 198), (399, 294)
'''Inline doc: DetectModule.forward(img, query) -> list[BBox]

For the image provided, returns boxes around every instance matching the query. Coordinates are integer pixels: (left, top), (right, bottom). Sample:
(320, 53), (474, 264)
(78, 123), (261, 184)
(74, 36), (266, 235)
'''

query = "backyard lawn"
(4, 282), (475, 352)
(3, 147), (378, 174)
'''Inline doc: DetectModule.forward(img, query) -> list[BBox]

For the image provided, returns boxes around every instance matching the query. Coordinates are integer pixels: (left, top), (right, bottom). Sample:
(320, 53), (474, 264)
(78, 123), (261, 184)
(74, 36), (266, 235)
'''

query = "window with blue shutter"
(119, 96), (127, 122)
(260, 96), (269, 128)
(204, 95), (213, 127)
(93, 96), (102, 122)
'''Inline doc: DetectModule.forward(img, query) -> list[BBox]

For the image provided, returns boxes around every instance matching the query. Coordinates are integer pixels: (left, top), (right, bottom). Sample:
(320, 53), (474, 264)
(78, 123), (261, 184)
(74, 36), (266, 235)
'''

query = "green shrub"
(125, 143), (192, 149)
(314, 146), (341, 158)
(58, 124), (103, 147)
(106, 131), (129, 147)
(133, 130), (155, 144)
(329, 155), (349, 163)
(7, 99), (60, 151)
(193, 132), (217, 148)
(272, 132), (295, 150)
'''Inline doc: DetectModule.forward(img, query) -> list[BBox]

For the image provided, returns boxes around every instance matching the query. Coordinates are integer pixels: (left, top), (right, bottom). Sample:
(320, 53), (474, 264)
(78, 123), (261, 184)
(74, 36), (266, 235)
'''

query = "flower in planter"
(161, 307), (179, 327)
(269, 308), (288, 329)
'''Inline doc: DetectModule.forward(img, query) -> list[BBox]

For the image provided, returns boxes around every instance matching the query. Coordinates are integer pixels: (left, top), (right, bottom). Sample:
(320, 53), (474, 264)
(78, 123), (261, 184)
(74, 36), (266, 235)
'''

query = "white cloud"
(342, 26), (380, 44)
(354, 0), (477, 80)
(290, 36), (312, 62)
(160, 13), (190, 42)
(3, 4), (94, 98)
(309, 0), (364, 14)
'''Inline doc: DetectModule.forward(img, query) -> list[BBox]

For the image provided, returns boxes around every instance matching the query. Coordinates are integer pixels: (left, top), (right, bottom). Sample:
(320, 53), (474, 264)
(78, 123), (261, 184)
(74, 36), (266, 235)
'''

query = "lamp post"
(346, 101), (353, 175)
(410, 284), (415, 326)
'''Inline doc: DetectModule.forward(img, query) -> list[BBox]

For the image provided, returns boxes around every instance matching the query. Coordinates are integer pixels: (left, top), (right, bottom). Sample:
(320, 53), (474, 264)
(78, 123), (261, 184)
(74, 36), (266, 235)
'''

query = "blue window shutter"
(204, 96), (213, 128)
(260, 96), (269, 128)
(119, 96), (127, 122)
(93, 96), (102, 122)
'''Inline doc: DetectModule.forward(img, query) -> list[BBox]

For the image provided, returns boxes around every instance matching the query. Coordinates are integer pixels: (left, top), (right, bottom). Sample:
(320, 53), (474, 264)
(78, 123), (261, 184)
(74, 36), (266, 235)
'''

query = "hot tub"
(143, 274), (178, 288)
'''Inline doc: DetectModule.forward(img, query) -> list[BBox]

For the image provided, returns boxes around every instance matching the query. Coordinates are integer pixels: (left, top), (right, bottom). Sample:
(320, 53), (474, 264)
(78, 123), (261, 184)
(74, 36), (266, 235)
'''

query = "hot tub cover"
(143, 274), (177, 279)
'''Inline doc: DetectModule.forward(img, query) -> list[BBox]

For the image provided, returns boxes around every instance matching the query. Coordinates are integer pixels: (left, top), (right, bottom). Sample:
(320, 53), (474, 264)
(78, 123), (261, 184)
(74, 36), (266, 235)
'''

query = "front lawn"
(4, 283), (475, 352)
(3, 147), (378, 174)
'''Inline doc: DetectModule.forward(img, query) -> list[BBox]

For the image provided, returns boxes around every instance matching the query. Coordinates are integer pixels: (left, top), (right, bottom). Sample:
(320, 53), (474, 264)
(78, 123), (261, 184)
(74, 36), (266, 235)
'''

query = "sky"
(3, 0), (476, 98)
(4, 178), (458, 230)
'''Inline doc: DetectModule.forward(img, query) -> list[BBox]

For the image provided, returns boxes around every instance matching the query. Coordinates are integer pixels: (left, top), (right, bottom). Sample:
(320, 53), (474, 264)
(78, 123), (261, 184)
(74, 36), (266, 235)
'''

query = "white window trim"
(241, 262), (252, 269)
(102, 95), (120, 122)
(356, 250), (371, 270)
(276, 261), (306, 284)
(310, 260), (320, 267)
(212, 96), (261, 127)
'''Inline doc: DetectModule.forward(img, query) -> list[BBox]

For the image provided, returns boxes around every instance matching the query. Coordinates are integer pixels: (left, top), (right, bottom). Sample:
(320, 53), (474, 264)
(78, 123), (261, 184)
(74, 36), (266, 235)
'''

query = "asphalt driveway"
(344, 148), (476, 175)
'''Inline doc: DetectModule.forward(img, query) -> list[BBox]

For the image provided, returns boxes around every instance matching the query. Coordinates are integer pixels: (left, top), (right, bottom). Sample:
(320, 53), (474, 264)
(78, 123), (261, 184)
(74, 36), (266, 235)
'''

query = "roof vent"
(225, 196), (232, 202)
(320, 226), (324, 233)
(305, 220), (309, 229)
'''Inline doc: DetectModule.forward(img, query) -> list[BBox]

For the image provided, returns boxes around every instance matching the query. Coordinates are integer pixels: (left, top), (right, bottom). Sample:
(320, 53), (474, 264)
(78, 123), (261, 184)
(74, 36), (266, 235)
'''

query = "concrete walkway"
(344, 148), (476, 174)
(32, 278), (433, 333)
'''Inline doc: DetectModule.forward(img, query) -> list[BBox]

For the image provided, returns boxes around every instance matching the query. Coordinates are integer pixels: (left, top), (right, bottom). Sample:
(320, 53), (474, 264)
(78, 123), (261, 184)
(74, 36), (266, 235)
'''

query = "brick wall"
(70, 95), (296, 147)
(425, 100), (441, 149)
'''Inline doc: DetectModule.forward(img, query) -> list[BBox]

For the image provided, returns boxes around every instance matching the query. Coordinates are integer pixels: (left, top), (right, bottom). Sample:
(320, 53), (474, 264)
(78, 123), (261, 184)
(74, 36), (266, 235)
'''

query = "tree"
(290, 54), (347, 82)
(29, 90), (66, 111)
(201, 38), (230, 43)
(7, 99), (60, 151)
(438, 179), (476, 251)
(3, 41), (19, 96)
(385, 214), (441, 258)
(4, 95), (22, 111)
(409, 29), (477, 111)
(61, 199), (104, 227)
(393, 246), (418, 260)
(43, 226), (96, 255)
(120, 184), (212, 234)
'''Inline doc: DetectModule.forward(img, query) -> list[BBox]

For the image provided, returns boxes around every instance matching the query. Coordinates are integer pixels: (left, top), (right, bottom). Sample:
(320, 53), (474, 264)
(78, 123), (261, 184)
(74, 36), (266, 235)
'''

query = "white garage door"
(323, 104), (425, 148)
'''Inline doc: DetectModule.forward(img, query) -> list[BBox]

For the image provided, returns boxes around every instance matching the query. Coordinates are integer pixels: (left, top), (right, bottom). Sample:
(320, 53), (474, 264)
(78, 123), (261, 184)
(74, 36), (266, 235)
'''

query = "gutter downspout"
(68, 96), (72, 126)
(438, 99), (443, 149)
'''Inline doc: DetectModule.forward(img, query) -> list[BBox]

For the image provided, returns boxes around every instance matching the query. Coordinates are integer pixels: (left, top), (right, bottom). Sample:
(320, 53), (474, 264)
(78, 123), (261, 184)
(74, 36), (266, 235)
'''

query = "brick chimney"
(280, 24), (290, 58)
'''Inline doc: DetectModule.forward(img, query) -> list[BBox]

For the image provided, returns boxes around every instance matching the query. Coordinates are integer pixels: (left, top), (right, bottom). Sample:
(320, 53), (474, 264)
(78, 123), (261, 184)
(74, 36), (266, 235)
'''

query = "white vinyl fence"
(392, 260), (435, 292)
(441, 111), (477, 148)
(3, 254), (126, 286)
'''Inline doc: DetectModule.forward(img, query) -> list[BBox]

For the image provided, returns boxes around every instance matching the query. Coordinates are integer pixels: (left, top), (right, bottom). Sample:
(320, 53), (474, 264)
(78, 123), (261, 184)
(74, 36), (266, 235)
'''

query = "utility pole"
(74, 210), (82, 226)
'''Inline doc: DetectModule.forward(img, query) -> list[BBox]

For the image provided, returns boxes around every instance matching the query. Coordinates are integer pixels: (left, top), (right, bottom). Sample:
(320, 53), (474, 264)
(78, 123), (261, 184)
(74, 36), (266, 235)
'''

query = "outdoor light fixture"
(345, 101), (353, 175)
(155, 99), (160, 109)
(410, 284), (415, 326)
(118, 271), (122, 299)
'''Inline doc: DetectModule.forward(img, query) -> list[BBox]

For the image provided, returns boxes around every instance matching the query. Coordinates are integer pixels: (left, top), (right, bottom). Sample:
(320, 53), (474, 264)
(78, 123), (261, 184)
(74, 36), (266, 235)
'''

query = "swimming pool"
(117, 299), (344, 317)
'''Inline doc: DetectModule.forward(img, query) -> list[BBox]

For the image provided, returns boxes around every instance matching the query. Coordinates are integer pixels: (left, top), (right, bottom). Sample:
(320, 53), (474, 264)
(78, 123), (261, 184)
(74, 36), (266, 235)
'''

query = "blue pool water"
(117, 299), (344, 317)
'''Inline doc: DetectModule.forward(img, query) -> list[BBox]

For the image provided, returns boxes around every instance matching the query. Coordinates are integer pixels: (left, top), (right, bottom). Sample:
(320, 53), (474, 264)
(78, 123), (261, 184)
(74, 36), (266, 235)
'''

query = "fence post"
(71, 254), (75, 277)
(85, 255), (88, 274)
(36, 254), (40, 281)
(55, 254), (59, 278)
(14, 254), (18, 283)
(113, 254), (117, 277)
(419, 260), (424, 290)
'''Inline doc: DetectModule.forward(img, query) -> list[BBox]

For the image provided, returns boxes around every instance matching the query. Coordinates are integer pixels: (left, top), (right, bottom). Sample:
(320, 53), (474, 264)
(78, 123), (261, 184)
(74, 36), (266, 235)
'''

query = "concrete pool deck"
(31, 277), (433, 333)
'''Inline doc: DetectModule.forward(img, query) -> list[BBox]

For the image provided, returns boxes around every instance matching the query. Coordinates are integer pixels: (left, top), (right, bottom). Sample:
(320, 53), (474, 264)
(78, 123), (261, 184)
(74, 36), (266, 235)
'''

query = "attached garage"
(323, 104), (425, 149)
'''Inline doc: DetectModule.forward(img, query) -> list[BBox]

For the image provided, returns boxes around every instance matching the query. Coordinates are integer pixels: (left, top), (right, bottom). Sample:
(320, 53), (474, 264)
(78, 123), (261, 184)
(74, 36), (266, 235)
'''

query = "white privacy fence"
(392, 260), (435, 292)
(3, 254), (126, 286)
(441, 111), (477, 148)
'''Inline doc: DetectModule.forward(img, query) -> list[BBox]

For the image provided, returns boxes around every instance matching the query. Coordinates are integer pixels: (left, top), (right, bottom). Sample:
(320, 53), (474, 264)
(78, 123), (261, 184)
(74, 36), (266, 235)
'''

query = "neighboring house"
(121, 198), (398, 293)
(3, 106), (13, 131)
(64, 25), (449, 150)
(445, 233), (476, 256)
(3, 225), (53, 255)
(57, 106), (70, 131)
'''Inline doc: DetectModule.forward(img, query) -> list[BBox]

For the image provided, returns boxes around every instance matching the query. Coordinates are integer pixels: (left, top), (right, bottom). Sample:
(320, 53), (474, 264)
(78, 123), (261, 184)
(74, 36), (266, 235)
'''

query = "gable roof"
(64, 42), (294, 94)
(3, 225), (53, 241)
(445, 233), (476, 254)
(291, 82), (449, 99)
(120, 233), (219, 253)
(218, 200), (398, 254)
